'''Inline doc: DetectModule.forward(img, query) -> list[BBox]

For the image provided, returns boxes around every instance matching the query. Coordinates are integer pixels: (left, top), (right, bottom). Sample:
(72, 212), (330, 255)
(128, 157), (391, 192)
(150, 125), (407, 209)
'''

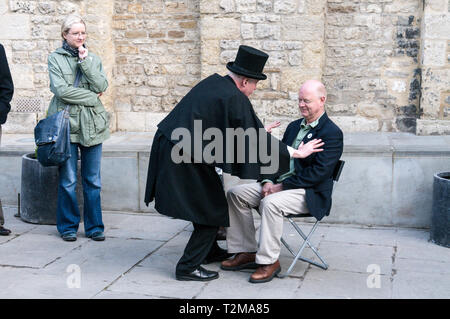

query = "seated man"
(221, 80), (344, 283)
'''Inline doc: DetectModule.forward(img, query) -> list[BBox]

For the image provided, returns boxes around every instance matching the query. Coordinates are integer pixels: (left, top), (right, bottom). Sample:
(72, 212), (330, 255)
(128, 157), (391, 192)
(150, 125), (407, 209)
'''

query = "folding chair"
(278, 160), (345, 278)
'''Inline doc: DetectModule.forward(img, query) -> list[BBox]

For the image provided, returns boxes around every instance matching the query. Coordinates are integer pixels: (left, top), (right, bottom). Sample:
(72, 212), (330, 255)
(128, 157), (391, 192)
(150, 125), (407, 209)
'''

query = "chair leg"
(278, 220), (328, 278)
(290, 220), (328, 269)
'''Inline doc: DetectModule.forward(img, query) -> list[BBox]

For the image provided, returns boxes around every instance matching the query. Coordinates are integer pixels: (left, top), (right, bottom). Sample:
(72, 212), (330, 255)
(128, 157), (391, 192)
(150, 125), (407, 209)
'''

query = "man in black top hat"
(0, 43), (14, 236)
(144, 45), (323, 281)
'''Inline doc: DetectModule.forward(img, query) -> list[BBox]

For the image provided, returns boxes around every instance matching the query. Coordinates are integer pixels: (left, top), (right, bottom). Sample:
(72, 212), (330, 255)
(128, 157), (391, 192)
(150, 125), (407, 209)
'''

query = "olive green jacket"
(47, 48), (110, 147)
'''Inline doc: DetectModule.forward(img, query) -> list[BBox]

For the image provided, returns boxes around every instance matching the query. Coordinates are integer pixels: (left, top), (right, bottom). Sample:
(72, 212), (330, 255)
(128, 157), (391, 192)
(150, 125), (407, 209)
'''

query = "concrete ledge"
(1, 132), (449, 228)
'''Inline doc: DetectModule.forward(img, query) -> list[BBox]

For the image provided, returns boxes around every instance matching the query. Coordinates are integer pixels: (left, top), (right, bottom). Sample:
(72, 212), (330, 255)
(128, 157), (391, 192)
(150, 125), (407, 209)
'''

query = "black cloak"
(144, 74), (290, 227)
(0, 44), (14, 125)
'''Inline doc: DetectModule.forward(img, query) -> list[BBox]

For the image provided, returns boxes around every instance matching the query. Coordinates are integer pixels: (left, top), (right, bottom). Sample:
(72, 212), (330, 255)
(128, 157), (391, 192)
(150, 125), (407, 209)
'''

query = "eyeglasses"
(68, 32), (87, 37)
(298, 99), (315, 105)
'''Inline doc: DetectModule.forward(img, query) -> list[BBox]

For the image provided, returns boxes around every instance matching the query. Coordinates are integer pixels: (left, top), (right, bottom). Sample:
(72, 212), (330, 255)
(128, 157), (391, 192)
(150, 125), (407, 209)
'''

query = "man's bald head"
(301, 80), (327, 100)
(298, 80), (327, 124)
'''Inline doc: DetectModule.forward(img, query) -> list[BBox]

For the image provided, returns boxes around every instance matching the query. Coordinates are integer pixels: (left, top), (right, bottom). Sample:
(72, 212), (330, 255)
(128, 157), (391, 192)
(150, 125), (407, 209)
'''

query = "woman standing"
(47, 15), (110, 242)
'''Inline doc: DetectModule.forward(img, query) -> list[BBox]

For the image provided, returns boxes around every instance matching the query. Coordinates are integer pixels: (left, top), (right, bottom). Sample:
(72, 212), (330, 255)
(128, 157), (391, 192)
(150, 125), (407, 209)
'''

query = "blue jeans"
(57, 143), (104, 236)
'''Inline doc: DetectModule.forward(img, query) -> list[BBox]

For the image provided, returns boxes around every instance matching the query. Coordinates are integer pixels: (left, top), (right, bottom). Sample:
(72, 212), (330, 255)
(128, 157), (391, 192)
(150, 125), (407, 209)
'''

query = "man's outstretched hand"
(292, 139), (324, 159)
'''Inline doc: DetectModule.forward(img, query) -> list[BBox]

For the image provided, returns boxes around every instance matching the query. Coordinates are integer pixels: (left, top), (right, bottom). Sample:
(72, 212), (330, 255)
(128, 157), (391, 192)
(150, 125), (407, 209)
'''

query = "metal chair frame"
(278, 160), (345, 278)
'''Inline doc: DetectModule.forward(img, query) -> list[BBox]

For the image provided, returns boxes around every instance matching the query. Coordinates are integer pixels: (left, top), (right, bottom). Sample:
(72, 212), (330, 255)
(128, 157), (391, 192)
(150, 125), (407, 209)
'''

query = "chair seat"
(285, 213), (312, 218)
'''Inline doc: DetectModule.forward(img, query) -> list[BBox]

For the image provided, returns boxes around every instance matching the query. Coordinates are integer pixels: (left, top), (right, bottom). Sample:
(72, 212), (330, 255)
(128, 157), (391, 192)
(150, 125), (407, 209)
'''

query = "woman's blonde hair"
(61, 14), (86, 39)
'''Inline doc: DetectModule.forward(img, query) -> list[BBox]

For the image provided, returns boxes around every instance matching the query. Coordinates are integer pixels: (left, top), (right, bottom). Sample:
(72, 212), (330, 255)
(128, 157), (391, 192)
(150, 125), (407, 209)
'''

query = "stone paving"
(0, 206), (448, 299)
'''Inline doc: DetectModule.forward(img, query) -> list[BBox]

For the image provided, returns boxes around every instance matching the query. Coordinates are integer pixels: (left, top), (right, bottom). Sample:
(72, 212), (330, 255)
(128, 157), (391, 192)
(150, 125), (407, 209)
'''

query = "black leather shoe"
(176, 266), (219, 281)
(202, 247), (233, 264)
(216, 227), (227, 241)
(0, 226), (11, 236)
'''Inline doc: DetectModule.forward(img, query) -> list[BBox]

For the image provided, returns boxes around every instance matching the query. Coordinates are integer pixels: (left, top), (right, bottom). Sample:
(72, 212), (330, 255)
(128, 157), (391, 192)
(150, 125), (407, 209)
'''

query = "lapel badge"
(307, 133), (313, 139)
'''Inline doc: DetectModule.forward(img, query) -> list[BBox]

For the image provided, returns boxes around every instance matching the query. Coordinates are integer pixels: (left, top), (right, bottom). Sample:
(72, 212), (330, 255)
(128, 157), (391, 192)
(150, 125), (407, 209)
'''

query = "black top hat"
(226, 45), (268, 80)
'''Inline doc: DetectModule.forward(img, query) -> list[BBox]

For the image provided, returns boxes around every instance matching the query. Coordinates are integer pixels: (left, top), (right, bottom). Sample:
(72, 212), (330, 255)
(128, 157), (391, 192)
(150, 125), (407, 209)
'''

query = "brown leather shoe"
(221, 252), (258, 271)
(249, 260), (281, 283)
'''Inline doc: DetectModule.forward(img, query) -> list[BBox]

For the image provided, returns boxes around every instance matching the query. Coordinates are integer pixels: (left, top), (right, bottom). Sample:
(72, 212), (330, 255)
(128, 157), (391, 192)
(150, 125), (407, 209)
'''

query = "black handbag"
(35, 68), (82, 167)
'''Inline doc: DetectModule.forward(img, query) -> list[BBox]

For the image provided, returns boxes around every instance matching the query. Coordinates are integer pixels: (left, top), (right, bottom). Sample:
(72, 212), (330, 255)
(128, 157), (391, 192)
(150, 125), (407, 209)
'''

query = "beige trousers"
(226, 182), (309, 265)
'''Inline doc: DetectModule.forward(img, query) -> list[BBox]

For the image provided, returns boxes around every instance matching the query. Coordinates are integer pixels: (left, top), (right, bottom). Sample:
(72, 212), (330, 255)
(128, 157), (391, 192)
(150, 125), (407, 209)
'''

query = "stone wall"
(417, 0), (450, 135)
(112, 0), (201, 131)
(0, 0), (449, 135)
(324, 0), (423, 134)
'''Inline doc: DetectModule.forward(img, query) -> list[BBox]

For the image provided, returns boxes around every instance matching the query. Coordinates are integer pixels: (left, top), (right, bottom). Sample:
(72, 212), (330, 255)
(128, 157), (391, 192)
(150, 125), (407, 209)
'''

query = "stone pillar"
(84, 1), (116, 131)
(417, 0), (450, 135)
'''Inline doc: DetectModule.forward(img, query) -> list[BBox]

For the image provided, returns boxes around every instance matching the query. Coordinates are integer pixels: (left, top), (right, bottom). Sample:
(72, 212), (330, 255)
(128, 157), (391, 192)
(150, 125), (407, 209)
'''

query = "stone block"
(303, 49), (322, 68)
(326, 103), (357, 115)
(330, 116), (379, 132)
(101, 156), (139, 211)
(422, 40), (447, 66)
(241, 14), (265, 23)
(168, 30), (185, 38)
(416, 119), (450, 135)
(200, 0), (224, 13)
(358, 103), (395, 119)
(117, 112), (146, 131)
(0, 0), (7, 14)
(142, 0), (164, 13)
(9, 0), (36, 13)
(391, 156), (450, 227)
(282, 16), (324, 40)
(331, 153), (393, 225)
(132, 96), (162, 112)
(127, 3), (142, 13)
(0, 155), (22, 206)
(219, 40), (241, 50)
(145, 76), (168, 88)
(392, 271), (450, 298)
(165, 1), (187, 13)
(280, 68), (322, 92)
(12, 40), (36, 51)
(288, 50), (302, 65)
(424, 14), (450, 39)
(241, 23), (254, 39)
(255, 24), (281, 39)
(236, 0), (256, 13)
(179, 21), (197, 29)
(274, 0), (297, 14)
(1, 112), (36, 133)
(295, 268), (392, 299)
(258, 0), (274, 12)
(1, 14), (30, 39)
(384, 1), (419, 13)
(0, 233), (85, 268)
(265, 98), (298, 116)
(266, 51), (287, 66)
(125, 30), (147, 38)
(425, 0), (448, 12)
(201, 17), (240, 40)
(306, 0), (325, 14)
(201, 40), (221, 65)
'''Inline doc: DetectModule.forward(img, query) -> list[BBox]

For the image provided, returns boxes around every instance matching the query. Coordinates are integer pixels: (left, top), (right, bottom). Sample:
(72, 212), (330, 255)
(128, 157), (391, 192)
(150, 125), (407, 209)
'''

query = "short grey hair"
(228, 71), (259, 83)
(61, 14), (86, 39)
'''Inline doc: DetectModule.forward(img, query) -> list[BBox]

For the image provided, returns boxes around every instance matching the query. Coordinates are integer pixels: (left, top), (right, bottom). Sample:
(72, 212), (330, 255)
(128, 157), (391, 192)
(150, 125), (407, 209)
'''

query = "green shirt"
(262, 113), (323, 185)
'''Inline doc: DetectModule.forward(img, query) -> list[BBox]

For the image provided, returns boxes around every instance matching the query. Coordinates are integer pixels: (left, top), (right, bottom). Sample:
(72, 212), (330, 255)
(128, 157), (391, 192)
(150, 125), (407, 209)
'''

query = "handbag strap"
(64, 67), (83, 113)
(73, 67), (82, 88)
